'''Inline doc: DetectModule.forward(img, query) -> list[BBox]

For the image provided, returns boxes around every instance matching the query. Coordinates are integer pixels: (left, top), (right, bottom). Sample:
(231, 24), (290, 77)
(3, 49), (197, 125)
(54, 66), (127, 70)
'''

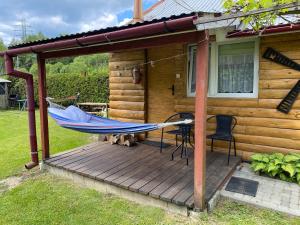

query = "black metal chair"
(160, 112), (194, 165)
(207, 115), (237, 165)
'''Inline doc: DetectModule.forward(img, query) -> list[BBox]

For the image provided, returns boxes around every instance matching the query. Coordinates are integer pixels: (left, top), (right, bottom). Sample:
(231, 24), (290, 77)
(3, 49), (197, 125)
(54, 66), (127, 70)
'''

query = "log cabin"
(1, 0), (300, 213)
(109, 1), (300, 160)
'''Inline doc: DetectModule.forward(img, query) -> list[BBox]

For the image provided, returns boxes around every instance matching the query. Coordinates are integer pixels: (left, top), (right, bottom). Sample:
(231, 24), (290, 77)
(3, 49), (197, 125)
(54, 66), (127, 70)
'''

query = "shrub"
(251, 152), (300, 184)
(8, 73), (109, 105)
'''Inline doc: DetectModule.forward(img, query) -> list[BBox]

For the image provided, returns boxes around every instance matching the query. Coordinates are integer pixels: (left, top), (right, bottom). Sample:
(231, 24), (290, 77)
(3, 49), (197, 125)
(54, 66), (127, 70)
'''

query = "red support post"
(37, 55), (49, 160)
(194, 30), (209, 211)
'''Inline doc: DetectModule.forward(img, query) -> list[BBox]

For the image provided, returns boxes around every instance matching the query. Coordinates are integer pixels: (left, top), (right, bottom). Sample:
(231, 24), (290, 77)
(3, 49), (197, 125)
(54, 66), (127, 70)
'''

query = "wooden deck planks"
(45, 142), (241, 209)
(149, 162), (193, 199)
(66, 145), (127, 172)
(171, 153), (225, 206)
(137, 159), (188, 195)
(129, 156), (185, 192)
(94, 149), (156, 181)
(49, 144), (105, 167)
(86, 144), (156, 177)
(105, 151), (162, 184)
(118, 150), (175, 189)
(46, 142), (101, 163)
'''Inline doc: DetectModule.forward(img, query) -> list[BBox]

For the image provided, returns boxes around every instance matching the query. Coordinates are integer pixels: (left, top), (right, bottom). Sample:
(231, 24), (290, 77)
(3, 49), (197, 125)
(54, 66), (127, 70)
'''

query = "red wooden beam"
(0, 15), (196, 57)
(227, 23), (300, 38)
(37, 55), (50, 160)
(194, 30), (209, 211)
(40, 31), (198, 59)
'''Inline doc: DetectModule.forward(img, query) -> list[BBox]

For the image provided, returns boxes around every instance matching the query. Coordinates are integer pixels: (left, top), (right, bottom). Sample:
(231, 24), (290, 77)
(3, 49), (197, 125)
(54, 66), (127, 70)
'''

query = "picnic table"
(77, 102), (109, 117)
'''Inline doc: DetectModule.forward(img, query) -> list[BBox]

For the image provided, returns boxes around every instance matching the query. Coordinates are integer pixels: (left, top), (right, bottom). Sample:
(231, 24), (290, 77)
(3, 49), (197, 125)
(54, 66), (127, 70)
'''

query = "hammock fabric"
(48, 105), (192, 134)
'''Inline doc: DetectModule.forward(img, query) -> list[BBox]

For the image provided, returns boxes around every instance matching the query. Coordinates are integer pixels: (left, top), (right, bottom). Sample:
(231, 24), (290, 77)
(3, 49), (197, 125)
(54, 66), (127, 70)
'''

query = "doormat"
(141, 140), (171, 148)
(225, 177), (259, 197)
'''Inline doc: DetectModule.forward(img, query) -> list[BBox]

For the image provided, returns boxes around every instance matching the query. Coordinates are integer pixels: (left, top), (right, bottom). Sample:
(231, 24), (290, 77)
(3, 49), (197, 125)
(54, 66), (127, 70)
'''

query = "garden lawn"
(0, 174), (299, 225)
(0, 110), (91, 179)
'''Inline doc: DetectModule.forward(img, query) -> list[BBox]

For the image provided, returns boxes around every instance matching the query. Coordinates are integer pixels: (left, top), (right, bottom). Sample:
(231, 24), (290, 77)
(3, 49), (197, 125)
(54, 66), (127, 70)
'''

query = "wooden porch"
(45, 141), (241, 209)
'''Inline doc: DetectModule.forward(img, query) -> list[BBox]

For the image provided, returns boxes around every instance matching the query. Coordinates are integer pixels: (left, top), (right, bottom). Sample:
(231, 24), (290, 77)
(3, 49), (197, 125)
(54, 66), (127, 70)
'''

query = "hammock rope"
(46, 98), (193, 134)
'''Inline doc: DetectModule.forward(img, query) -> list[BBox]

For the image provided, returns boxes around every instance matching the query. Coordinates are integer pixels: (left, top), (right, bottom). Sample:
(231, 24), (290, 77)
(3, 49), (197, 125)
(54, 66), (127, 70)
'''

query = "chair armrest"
(207, 115), (215, 122)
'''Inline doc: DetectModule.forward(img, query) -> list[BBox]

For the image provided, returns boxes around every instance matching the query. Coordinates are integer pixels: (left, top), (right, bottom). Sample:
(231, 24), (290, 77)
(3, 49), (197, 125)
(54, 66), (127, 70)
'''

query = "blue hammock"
(48, 105), (192, 134)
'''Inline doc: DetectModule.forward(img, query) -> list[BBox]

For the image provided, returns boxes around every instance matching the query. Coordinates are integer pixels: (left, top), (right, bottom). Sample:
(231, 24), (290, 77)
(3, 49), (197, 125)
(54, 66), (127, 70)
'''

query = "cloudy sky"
(0, 0), (157, 45)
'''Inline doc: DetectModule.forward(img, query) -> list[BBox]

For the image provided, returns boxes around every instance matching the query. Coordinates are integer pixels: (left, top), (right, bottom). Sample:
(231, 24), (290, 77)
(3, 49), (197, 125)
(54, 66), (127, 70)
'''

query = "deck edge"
(44, 164), (191, 216)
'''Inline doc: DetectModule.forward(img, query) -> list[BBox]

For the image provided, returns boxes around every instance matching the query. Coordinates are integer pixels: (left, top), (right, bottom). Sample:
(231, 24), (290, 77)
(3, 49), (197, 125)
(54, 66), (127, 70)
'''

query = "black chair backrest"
(163, 112), (194, 134)
(179, 112), (194, 120)
(215, 115), (236, 135)
(164, 112), (194, 123)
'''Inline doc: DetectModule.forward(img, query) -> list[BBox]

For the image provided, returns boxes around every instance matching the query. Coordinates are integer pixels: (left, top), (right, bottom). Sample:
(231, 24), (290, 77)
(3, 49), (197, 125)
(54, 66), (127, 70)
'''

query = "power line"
(171, 0), (194, 12)
(13, 19), (33, 41)
(179, 0), (195, 11)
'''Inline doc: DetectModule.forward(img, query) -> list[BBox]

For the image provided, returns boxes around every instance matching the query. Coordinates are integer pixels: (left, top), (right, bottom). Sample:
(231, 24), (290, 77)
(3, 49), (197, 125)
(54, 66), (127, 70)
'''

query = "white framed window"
(187, 39), (259, 98)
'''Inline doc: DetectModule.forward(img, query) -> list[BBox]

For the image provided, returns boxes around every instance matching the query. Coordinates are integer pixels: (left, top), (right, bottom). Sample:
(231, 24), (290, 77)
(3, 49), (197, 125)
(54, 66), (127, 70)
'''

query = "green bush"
(8, 73), (109, 105)
(251, 152), (300, 184)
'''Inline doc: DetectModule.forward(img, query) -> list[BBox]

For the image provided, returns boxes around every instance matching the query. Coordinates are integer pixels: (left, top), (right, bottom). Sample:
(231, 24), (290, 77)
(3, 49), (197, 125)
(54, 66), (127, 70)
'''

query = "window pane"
(218, 42), (254, 94)
(190, 47), (197, 93)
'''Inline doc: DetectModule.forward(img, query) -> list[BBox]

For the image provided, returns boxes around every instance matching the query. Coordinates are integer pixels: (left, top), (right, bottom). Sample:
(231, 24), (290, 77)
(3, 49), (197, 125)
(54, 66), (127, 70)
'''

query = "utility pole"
(14, 19), (32, 41)
(13, 19), (33, 68)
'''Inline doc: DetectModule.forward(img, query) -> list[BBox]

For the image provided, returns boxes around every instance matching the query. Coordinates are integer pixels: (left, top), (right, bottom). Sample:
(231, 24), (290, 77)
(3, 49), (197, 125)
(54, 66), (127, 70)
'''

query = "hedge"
(8, 73), (109, 105)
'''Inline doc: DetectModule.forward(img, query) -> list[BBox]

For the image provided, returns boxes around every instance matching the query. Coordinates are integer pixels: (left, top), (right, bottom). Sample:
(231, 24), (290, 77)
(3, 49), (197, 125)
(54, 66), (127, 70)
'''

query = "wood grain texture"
(172, 35), (300, 158)
(45, 142), (241, 208)
(109, 50), (146, 124)
(108, 34), (300, 159)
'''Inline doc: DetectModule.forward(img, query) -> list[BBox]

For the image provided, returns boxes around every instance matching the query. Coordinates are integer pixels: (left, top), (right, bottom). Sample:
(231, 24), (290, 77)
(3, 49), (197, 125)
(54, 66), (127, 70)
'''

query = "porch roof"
(6, 12), (196, 51)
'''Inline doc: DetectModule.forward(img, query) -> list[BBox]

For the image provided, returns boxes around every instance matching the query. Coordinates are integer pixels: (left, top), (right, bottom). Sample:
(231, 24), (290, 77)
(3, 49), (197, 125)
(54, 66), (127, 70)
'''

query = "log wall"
(109, 50), (146, 124)
(174, 33), (300, 159)
(108, 32), (300, 159)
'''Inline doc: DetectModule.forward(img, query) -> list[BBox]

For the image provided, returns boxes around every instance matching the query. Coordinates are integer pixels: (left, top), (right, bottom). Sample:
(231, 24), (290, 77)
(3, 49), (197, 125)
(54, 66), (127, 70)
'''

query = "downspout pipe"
(4, 54), (39, 169)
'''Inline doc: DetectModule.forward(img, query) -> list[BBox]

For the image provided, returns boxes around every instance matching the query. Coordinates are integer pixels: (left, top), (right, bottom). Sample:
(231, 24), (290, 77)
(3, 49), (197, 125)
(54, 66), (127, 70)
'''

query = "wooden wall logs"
(109, 108), (145, 120)
(172, 34), (300, 158)
(108, 34), (300, 159)
(109, 50), (146, 123)
(109, 101), (144, 111)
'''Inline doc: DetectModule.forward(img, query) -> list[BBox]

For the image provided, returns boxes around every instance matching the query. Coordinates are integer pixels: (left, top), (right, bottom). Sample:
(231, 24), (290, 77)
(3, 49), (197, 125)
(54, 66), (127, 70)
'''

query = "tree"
(223, 0), (296, 30)
(0, 38), (6, 74)
(10, 32), (47, 71)
(0, 38), (6, 51)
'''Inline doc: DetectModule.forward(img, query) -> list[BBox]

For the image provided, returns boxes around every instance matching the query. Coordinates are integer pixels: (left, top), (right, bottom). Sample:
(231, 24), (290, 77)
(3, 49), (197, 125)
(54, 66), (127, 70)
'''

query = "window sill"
(208, 93), (258, 98)
(187, 93), (258, 99)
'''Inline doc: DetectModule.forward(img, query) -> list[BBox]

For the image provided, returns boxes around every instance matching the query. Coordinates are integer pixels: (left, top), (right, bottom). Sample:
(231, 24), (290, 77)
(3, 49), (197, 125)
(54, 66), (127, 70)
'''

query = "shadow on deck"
(44, 141), (241, 210)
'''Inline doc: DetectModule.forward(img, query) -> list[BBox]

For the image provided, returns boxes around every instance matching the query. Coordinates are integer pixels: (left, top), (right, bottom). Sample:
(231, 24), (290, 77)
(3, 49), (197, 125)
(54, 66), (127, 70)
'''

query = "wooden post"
(37, 55), (49, 160)
(194, 30), (209, 211)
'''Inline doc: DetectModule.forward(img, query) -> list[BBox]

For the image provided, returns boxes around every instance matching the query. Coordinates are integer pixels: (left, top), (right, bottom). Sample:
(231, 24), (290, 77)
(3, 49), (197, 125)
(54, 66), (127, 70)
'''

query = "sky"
(0, 0), (157, 45)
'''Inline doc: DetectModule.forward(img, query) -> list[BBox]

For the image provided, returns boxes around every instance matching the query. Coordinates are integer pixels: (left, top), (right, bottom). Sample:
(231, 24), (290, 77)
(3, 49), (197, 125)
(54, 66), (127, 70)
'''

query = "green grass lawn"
(0, 174), (299, 225)
(0, 110), (91, 179)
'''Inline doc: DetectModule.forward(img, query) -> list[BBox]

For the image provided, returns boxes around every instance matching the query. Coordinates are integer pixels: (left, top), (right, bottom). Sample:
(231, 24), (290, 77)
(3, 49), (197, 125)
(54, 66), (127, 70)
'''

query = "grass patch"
(0, 174), (299, 225)
(205, 199), (300, 225)
(0, 110), (91, 179)
(0, 174), (174, 225)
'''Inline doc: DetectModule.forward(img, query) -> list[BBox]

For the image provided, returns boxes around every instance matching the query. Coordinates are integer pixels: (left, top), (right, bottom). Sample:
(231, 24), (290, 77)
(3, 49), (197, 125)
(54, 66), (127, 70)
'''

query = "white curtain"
(218, 42), (254, 94)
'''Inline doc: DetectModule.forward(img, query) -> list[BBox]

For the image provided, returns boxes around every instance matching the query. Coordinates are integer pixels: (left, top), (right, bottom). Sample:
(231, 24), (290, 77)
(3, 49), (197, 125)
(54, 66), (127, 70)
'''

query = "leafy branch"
(223, 0), (297, 30)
